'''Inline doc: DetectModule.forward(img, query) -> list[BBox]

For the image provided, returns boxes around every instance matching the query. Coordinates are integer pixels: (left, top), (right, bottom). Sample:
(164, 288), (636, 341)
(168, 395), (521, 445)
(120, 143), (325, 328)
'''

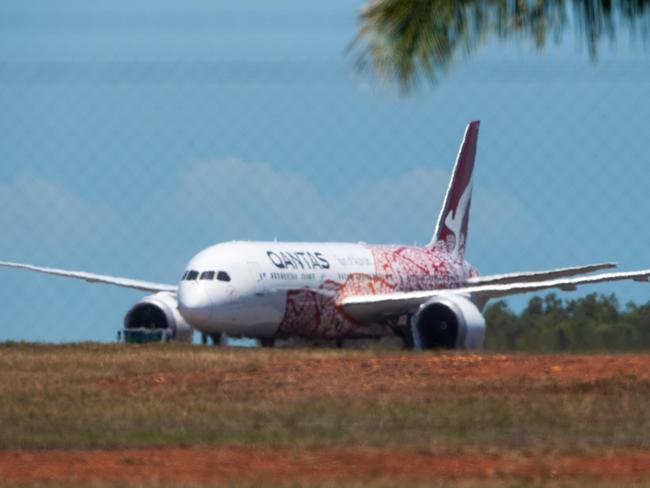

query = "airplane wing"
(342, 269), (650, 321)
(467, 262), (616, 286)
(0, 260), (177, 293)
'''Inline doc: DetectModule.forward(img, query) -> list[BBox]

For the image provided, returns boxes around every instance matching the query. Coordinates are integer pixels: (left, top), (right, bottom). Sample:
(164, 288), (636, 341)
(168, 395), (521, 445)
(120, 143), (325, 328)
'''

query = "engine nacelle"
(123, 292), (193, 343)
(412, 295), (486, 350)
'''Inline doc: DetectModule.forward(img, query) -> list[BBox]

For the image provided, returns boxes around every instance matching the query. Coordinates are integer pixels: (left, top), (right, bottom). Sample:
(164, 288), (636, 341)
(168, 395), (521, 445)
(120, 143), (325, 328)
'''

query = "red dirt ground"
(2, 447), (650, 484)
(98, 352), (650, 401)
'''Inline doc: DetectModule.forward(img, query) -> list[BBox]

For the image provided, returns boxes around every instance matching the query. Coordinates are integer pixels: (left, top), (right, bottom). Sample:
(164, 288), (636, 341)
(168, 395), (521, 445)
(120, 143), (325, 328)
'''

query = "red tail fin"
(429, 120), (480, 257)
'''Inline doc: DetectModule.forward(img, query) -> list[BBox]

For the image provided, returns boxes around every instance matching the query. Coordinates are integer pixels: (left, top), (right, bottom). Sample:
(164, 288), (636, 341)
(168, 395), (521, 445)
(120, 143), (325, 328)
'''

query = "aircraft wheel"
(399, 325), (415, 350)
(260, 338), (275, 348)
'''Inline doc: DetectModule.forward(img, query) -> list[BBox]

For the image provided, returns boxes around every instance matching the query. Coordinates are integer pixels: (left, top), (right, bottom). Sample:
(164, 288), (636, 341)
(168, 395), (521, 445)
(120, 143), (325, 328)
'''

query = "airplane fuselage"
(177, 241), (478, 339)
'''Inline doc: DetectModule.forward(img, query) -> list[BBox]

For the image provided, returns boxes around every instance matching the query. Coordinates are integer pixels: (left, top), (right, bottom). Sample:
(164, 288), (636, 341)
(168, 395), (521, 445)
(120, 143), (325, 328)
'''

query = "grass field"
(1, 343), (650, 486)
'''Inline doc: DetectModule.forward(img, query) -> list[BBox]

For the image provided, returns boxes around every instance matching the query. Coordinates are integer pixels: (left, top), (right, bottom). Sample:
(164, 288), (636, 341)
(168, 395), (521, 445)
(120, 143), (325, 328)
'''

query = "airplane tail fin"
(428, 120), (480, 257)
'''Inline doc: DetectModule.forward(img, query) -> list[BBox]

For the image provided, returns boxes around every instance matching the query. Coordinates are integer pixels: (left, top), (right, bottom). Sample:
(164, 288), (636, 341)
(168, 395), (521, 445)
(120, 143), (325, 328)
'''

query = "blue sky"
(0, 1), (649, 342)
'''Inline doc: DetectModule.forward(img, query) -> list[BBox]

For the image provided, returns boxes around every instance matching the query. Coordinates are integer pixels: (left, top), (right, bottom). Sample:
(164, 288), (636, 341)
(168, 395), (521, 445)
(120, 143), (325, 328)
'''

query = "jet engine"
(123, 292), (193, 343)
(411, 295), (485, 349)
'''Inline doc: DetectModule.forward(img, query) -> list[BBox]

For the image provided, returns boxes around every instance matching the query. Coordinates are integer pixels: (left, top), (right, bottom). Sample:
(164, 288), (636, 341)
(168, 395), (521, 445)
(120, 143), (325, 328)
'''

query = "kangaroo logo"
(443, 177), (472, 256)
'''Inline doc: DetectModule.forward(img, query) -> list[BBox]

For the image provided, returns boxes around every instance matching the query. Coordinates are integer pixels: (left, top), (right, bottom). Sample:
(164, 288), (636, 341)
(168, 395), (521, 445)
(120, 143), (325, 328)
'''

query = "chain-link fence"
(1, 2), (649, 342)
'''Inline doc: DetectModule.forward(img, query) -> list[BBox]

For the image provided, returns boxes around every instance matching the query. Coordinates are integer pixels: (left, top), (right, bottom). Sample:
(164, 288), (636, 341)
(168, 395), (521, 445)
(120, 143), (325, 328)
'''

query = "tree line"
(484, 293), (650, 352)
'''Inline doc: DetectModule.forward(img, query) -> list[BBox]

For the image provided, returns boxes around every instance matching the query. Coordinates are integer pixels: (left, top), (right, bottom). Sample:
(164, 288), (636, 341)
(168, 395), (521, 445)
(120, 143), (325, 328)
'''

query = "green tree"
(351, 0), (650, 90)
(482, 293), (650, 351)
(483, 300), (520, 350)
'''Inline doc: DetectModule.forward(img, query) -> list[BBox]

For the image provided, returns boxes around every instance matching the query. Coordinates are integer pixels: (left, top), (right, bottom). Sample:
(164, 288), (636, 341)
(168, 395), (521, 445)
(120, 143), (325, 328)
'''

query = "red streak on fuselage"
(276, 244), (478, 339)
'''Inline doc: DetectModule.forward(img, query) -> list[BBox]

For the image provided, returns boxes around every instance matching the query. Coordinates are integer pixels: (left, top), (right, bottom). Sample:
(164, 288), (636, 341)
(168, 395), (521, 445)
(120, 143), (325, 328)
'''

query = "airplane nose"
(178, 284), (214, 326)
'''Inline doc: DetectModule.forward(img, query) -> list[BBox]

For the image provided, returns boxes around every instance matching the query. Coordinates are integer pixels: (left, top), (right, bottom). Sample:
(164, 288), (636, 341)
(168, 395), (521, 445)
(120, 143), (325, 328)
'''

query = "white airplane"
(2, 120), (649, 348)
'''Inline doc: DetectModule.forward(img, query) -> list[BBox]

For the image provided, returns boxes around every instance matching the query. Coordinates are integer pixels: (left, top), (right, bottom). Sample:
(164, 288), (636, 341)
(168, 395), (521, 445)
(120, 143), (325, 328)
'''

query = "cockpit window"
(181, 271), (188, 280)
(186, 270), (199, 281)
(217, 271), (231, 282)
(200, 271), (215, 280)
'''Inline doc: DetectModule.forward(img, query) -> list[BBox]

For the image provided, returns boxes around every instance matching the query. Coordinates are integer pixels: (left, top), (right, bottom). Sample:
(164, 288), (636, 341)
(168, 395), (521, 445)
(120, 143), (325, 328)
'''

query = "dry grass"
(8, 482), (650, 488)
(2, 343), (650, 487)
(1, 343), (650, 454)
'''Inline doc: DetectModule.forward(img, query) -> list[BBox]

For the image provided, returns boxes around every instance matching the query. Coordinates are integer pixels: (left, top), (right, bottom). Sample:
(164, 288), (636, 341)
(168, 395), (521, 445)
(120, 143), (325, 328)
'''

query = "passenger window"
(187, 270), (199, 281)
(200, 271), (215, 280)
(217, 271), (231, 282)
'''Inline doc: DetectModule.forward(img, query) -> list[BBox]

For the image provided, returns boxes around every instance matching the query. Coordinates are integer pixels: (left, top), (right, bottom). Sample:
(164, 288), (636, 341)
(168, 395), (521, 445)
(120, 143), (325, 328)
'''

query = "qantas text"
(266, 251), (330, 270)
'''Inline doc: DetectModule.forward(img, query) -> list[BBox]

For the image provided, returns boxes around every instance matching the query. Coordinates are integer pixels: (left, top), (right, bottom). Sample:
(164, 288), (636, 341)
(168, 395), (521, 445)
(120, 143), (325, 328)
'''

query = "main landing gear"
(389, 315), (415, 350)
(201, 333), (222, 346)
(260, 337), (276, 348)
